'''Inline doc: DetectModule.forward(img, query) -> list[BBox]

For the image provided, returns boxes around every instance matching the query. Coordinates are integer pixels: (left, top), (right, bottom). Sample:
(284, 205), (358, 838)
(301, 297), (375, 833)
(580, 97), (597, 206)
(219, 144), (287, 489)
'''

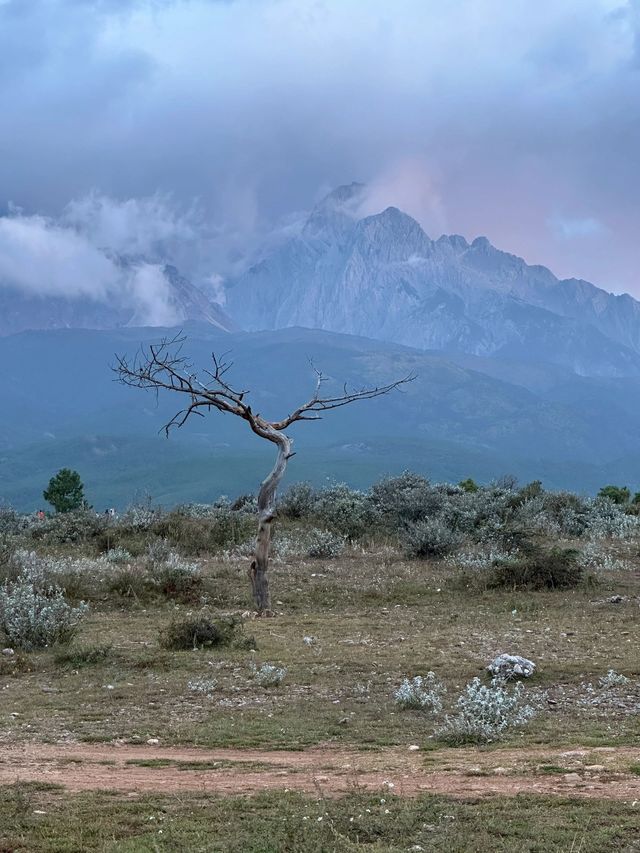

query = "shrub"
(0, 569), (88, 650)
(251, 662), (287, 686)
(488, 541), (582, 590)
(149, 553), (203, 601)
(103, 547), (132, 565)
(458, 478), (479, 493)
(278, 483), (316, 519)
(160, 614), (253, 651)
(31, 510), (106, 545)
(108, 565), (150, 600)
(152, 508), (253, 555)
(436, 677), (535, 745)
(305, 529), (345, 559)
(146, 538), (172, 566)
(393, 673), (444, 712)
(312, 484), (374, 540)
(402, 517), (462, 558)
(369, 471), (435, 526)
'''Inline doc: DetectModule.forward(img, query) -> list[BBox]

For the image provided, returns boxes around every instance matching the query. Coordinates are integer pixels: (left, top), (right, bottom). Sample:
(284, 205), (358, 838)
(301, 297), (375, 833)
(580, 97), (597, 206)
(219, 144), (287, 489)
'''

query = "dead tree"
(115, 335), (413, 614)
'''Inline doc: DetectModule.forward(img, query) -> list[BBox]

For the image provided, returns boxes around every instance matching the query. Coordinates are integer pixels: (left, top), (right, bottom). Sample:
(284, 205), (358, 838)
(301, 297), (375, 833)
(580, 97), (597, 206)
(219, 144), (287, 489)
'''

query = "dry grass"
(1, 547), (639, 751)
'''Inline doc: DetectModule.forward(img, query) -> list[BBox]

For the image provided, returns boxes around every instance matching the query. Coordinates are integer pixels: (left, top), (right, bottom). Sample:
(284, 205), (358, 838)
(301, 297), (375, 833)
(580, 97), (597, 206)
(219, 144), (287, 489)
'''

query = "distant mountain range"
(3, 183), (640, 379)
(2, 185), (640, 506)
(225, 184), (640, 378)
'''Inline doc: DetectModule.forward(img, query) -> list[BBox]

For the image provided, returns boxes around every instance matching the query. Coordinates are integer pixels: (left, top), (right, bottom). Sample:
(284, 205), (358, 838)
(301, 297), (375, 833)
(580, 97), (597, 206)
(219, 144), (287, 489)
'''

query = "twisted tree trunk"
(249, 430), (293, 614)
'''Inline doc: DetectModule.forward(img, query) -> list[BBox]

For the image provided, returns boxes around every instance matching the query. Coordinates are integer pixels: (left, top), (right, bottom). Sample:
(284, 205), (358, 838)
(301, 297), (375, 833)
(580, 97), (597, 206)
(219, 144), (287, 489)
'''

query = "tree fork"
(115, 334), (413, 612)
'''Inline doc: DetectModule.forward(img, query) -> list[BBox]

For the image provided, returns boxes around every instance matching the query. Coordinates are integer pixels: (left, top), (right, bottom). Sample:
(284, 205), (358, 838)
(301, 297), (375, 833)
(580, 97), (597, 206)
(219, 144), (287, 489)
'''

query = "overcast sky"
(0, 0), (638, 293)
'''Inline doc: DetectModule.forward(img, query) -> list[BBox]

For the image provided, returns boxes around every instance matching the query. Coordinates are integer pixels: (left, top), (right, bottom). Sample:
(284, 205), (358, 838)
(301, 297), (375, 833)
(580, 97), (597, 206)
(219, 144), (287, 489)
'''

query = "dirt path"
(2, 742), (640, 800)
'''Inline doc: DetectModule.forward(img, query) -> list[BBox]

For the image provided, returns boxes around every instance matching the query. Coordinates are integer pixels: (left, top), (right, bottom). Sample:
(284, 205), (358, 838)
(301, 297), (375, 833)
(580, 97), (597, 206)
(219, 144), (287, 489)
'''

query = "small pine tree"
(458, 478), (479, 493)
(43, 468), (86, 513)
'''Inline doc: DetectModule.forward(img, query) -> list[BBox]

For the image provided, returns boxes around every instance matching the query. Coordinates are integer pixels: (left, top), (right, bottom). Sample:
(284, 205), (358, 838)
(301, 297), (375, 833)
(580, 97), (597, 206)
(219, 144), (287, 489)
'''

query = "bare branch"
(271, 372), (416, 430)
(115, 335), (415, 441)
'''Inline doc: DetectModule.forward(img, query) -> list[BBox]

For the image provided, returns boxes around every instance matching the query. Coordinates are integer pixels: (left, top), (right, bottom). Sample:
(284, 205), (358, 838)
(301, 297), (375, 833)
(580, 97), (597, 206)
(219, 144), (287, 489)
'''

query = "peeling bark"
(249, 430), (293, 614)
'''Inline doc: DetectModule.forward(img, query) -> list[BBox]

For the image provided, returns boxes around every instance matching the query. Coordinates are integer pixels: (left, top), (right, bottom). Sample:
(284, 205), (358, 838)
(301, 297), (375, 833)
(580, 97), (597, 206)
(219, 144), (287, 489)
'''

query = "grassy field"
(2, 783), (640, 852)
(2, 507), (640, 850)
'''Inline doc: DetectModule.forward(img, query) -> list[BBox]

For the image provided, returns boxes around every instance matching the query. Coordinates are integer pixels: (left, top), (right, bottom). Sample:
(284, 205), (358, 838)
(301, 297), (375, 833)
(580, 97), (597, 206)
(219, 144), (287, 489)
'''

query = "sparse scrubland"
(2, 473), (640, 851)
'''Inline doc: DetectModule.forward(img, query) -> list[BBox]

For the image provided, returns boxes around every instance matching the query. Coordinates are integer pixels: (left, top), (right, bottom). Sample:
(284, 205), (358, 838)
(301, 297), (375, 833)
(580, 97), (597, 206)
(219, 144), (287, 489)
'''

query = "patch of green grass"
(629, 764), (640, 776)
(0, 786), (639, 852)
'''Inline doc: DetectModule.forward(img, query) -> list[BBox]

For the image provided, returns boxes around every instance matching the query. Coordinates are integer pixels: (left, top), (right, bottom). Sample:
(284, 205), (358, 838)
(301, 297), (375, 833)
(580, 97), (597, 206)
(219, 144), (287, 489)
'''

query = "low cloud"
(548, 215), (608, 240)
(0, 203), (188, 325)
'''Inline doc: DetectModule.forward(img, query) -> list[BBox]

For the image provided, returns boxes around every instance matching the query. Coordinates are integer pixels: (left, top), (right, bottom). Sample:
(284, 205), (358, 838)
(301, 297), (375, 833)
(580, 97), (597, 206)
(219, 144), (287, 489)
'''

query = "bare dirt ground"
(3, 742), (640, 800)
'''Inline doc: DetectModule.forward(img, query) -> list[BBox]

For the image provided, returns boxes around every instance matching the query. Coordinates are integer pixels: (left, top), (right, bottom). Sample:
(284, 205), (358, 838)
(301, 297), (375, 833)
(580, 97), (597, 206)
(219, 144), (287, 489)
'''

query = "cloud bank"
(0, 0), (638, 293)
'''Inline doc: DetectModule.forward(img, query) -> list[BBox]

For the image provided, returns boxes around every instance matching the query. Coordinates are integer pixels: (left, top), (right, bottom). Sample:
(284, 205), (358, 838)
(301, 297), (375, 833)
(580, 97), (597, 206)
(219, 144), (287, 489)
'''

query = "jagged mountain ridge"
(225, 184), (640, 377)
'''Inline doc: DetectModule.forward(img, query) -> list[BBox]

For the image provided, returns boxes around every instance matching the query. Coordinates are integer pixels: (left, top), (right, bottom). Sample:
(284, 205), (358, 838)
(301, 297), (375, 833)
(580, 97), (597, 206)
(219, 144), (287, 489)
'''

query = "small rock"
(608, 595), (624, 604)
(338, 717), (349, 725)
(408, 744), (420, 751)
(585, 765), (605, 772)
(1, 648), (15, 657)
(147, 737), (159, 745)
(488, 653), (536, 680)
(492, 767), (509, 776)
(563, 773), (582, 783)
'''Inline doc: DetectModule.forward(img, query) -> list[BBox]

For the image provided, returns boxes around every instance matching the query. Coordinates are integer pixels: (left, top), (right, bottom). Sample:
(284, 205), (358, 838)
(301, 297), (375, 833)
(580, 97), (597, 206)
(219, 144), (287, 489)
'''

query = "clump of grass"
(54, 644), (113, 668)
(159, 613), (255, 651)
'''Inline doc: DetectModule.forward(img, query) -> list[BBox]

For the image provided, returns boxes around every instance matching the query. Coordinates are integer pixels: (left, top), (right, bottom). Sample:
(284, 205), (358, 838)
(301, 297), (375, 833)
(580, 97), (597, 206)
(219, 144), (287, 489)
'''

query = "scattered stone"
(147, 738), (160, 745)
(563, 773), (582, 783)
(585, 765), (605, 772)
(408, 744), (420, 751)
(488, 654), (536, 680)
(492, 767), (509, 776)
(1, 648), (14, 657)
(608, 595), (624, 604)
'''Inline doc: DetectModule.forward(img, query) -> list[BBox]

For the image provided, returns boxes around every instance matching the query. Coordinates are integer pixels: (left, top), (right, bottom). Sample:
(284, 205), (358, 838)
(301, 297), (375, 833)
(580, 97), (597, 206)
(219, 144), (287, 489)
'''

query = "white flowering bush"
(436, 677), (536, 744)
(103, 547), (132, 565)
(0, 569), (88, 650)
(305, 529), (345, 559)
(599, 669), (629, 688)
(146, 538), (172, 566)
(584, 497), (639, 540)
(188, 677), (218, 696)
(579, 541), (630, 572)
(393, 673), (445, 712)
(252, 663), (287, 686)
(445, 546), (513, 572)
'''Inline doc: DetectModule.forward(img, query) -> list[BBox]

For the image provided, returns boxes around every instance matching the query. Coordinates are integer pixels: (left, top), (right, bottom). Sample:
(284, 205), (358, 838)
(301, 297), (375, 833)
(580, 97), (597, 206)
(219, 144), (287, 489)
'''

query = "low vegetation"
(1, 472), (640, 848)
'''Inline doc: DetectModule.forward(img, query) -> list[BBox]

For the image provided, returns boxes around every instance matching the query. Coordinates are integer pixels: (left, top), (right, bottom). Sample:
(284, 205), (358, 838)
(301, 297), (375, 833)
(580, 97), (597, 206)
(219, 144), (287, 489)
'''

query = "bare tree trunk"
(249, 431), (293, 614)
